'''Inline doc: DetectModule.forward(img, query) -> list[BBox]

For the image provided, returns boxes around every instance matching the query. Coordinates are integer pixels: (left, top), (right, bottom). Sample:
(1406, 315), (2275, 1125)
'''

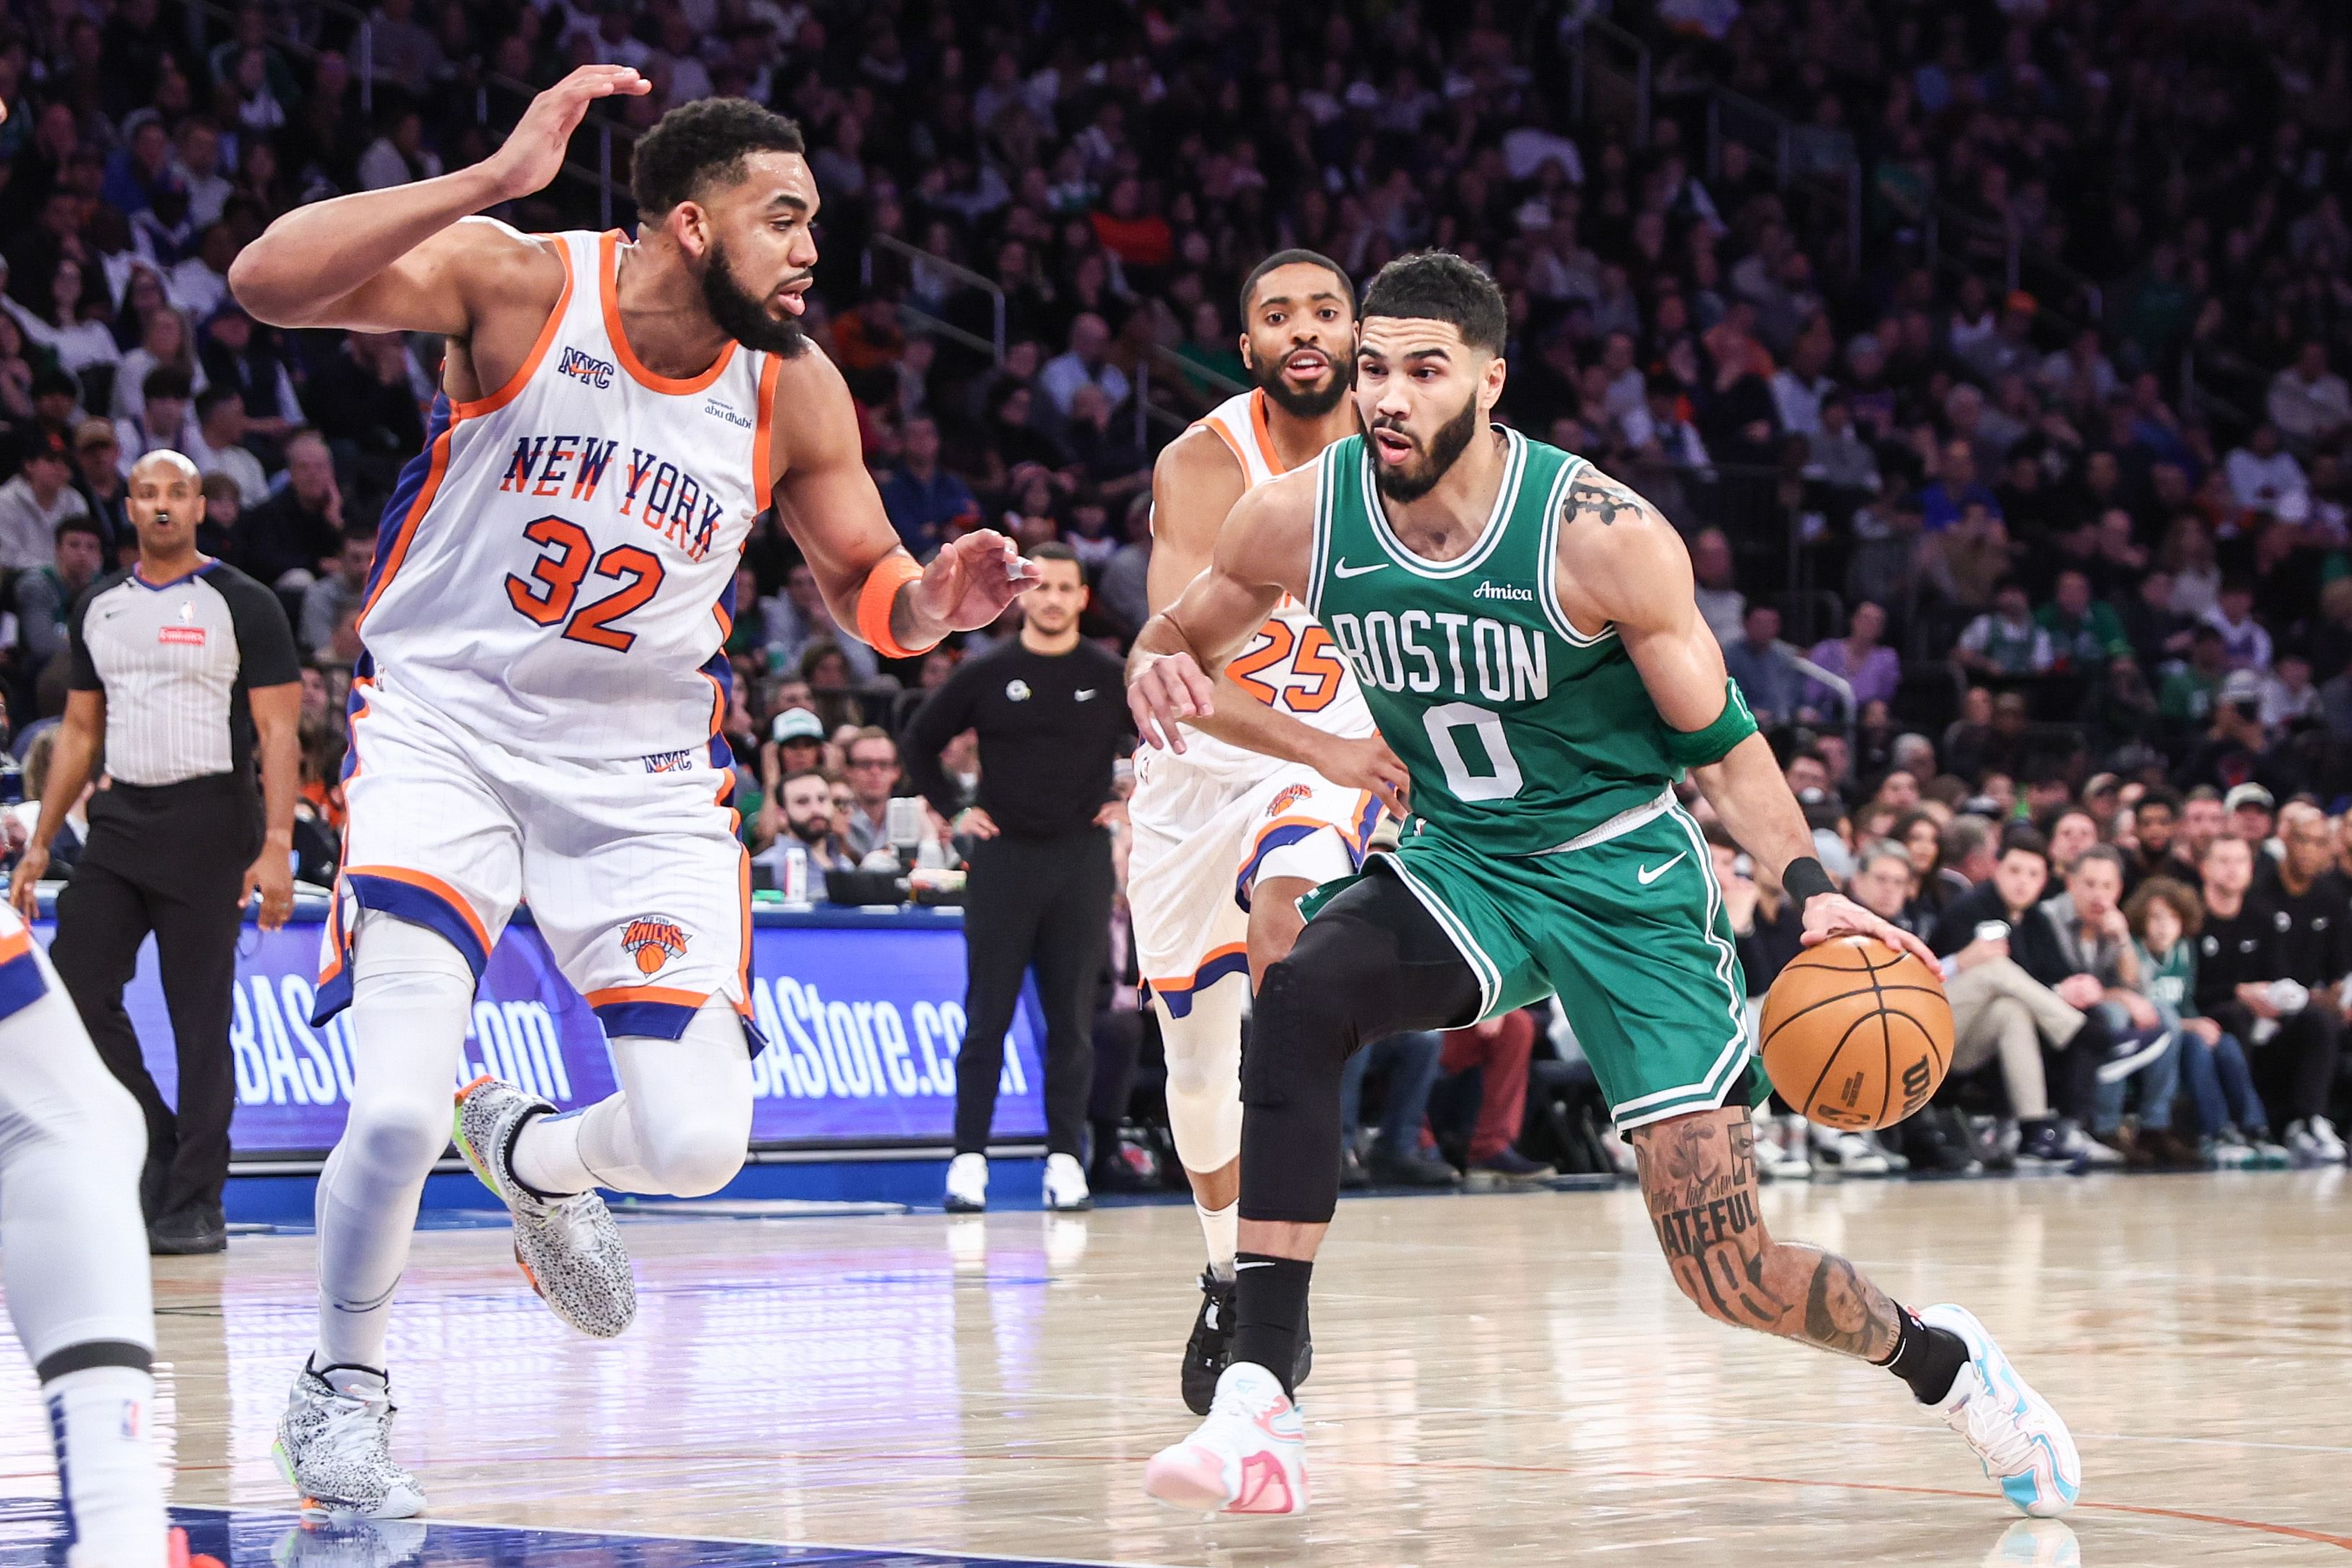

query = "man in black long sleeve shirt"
(901, 544), (1132, 1210)
(2208, 822), (2346, 1153)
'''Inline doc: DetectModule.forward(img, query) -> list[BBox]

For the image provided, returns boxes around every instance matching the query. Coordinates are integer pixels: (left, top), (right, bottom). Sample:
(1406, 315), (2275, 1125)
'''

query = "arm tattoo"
(1565, 475), (1644, 528)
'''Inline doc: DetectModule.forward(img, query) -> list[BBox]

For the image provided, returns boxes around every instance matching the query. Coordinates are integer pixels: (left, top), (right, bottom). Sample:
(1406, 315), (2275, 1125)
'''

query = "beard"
(1251, 345), (1351, 420)
(788, 813), (834, 845)
(702, 238), (812, 358)
(1370, 392), (1483, 503)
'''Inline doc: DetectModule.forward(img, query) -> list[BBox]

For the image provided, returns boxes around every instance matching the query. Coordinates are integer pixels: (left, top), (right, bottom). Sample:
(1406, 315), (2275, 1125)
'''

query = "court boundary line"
(162, 1502), (1197, 1568)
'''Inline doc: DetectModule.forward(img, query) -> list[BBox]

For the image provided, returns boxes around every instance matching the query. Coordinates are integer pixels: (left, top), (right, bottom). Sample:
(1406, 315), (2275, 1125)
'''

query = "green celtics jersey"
(1305, 428), (1685, 856)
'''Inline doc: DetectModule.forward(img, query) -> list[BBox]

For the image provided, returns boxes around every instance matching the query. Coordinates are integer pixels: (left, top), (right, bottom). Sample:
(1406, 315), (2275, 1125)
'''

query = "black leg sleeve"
(953, 836), (1052, 1155)
(1025, 830), (1111, 1159)
(50, 860), (165, 1161)
(1238, 866), (1484, 1225)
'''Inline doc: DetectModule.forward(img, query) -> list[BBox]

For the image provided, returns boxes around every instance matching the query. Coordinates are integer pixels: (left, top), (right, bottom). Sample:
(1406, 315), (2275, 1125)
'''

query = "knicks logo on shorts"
(622, 915), (690, 976)
(1267, 783), (1311, 818)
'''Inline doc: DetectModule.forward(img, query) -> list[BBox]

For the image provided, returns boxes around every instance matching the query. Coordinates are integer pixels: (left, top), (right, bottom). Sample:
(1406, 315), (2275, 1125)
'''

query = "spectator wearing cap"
(184, 386), (266, 507)
(0, 428), (90, 571)
(113, 366), (198, 477)
(2224, 783), (2277, 853)
(753, 706), (828, 845)
(877, 416), (980, 556)
(69, 418), (132, 563)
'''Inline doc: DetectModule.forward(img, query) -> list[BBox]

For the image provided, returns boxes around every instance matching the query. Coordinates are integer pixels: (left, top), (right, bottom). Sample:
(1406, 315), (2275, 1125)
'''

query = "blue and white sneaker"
(1921, 1304), (2080, 1518)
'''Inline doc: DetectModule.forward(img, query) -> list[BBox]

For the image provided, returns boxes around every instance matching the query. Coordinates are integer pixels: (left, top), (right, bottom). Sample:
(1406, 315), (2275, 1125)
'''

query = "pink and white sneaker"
(1142, 1362), (1308, 1516)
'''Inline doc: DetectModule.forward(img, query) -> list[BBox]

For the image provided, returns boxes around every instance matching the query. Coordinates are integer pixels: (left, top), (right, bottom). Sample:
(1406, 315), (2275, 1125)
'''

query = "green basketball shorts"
(1305, 795), (1767, 1132)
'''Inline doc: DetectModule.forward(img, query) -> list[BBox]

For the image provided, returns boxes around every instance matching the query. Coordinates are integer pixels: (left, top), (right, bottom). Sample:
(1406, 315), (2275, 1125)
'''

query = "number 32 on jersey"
(1224, 617), (1345, 713)
(505, 514), (666, 653)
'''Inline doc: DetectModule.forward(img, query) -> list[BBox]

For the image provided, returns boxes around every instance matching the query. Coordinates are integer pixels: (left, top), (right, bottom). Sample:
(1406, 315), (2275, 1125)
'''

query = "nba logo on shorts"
(621, 916), (689, 977)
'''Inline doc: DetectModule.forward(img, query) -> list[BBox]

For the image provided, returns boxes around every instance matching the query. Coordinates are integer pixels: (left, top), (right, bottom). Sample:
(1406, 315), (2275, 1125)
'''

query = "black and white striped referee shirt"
(66, 560), (301, 786)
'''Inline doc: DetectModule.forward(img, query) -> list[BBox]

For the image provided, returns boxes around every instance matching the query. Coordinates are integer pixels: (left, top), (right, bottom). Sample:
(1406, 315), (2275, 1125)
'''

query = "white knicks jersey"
(1176, 390), (1373, 772)
(357, 228), (778, 761)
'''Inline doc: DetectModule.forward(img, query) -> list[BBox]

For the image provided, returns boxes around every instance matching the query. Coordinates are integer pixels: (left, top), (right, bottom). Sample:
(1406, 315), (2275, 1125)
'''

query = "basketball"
(1758, 936), (1953, 1132)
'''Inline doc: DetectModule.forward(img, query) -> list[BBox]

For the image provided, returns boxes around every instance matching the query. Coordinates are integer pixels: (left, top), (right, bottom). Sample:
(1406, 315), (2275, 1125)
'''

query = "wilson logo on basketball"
(621, 916), (689, 976)
(1267, 783), (1312, 817)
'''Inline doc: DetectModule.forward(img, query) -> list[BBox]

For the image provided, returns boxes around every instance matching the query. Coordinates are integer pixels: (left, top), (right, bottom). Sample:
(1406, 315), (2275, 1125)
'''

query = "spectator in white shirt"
(113, 367), (202, 478)
(110, 303), (206, 420)
(1037, 312), (1130, 422)
(183, 387), (268, 506)
(357, 110), (446, 190)
(1770, 327), (1836, 440)
(2224, 423), (2309, 518)
(172, 120), (235, 229)
(167, 225), (239, 321)
(2201, 581), (2274, 672)
(5, 257), (121, 378)
(0, 433), (90, 573)
(2267, 343), (2351, 451)
(2260, 652), (2320, 729)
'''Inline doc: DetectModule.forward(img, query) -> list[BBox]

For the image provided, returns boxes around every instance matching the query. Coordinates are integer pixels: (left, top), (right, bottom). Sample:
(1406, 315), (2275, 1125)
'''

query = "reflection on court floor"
(2, 1178), (2351, 1565)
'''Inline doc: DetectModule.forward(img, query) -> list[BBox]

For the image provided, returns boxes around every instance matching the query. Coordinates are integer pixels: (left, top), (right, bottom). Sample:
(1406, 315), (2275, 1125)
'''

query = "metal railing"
(860, 235), (1006, 364)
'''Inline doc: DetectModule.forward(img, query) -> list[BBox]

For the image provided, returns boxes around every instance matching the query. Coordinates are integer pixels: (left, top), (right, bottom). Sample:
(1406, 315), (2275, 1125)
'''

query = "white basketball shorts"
(313, 675), (753, 1044)
(1127, 745), (1381, 1017)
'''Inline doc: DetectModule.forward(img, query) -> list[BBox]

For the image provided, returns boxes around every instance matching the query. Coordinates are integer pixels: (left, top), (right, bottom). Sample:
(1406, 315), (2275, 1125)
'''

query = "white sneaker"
(1920, 1305), (2080, 1518)
(1044, 1152), (1093, 1212)
(2067, 1123), (2125, 1168)
(945, 1152), (987, 1212)
(2206, 1129), (2255, 1169)
(1756, 1119), (1811, 1182)
(272, 1362), (426, 1519)
(2309, 1115), (2348, 1163)
(452, 1076), (635, 1338)
(2286, 1119), (2329, 1166)
(1142, 1361), (1308, 1515)
(1823, 1129), (1891, 1176)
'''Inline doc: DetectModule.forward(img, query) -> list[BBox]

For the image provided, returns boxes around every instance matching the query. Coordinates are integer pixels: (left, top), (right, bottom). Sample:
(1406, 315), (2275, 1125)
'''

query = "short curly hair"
(631, 97), (806, 216)
(1360, 251), (1508, 356)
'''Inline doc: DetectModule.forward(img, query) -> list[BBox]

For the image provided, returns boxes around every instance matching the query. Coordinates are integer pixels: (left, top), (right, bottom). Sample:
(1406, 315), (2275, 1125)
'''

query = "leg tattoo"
(1633, 1106), (1901, 1362)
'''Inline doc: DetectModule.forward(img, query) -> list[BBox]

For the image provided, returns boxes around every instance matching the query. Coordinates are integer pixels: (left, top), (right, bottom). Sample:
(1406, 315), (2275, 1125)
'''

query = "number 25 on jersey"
(505, 514), (667, 653)
(1225, 620), (1345, 713)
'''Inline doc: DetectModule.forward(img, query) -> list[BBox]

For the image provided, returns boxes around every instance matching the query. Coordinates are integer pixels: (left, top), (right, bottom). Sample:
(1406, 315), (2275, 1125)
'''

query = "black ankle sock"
(1230, 1253), (1313, 1396)
(1877, 1305), (1965, 1404)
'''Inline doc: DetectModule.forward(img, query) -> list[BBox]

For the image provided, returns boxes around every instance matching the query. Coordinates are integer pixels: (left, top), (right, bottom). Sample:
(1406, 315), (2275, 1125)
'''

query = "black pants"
(52, 774), (261, 1217)
(2247, 1008), (2341, 1127)
(953, 827), (1112, 1158)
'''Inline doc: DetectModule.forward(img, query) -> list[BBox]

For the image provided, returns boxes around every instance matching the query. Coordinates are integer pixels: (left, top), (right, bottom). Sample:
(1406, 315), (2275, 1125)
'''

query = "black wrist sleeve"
(1783, 856), (1837, 907)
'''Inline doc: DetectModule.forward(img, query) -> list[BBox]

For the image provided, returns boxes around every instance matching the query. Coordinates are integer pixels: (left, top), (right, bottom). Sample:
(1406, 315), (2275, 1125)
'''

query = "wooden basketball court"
(2, 1173), (2348, 1565)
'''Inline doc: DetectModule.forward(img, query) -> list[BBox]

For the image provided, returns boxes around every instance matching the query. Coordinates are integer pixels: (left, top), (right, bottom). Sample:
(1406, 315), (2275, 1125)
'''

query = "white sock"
(46, 1365), (164, 1568)
(1197, 1199), (1238, 1280)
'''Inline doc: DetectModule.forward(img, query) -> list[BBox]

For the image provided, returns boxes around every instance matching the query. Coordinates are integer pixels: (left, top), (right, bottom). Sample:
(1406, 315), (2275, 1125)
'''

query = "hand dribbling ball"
(1758, 935), (1953, 1131)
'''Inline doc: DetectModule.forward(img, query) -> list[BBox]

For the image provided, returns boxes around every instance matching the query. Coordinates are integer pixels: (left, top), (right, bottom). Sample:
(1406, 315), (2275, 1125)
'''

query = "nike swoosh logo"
(1075, 689), (1097, 701)
(1332, 560), (1388, 578)
(1636, 853), (1686, 885)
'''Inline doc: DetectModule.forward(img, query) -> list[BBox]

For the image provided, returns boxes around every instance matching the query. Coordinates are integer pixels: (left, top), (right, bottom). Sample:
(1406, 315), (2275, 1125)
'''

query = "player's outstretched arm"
(1127, 472), (1313, 753)
(1145, 434), (1406, 808)
(1561, 468), (1935, 966)
(771, 351), (1034, 659)
(229, 65), (650, 334)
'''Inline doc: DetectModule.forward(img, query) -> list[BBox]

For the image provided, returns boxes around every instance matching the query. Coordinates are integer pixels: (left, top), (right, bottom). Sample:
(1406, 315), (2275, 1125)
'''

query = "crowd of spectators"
(5, 0), (2352, 1182)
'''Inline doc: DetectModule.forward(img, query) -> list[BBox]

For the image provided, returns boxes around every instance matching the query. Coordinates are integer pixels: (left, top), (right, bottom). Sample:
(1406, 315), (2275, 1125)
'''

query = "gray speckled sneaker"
(451, 1075), (637, 1339)
(272, 1361), (424, 1520)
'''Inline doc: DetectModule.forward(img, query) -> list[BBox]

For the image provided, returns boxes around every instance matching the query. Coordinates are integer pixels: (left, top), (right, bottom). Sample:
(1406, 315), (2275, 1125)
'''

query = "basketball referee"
(903, 543), (1131, 1213)
(8, 452), (301, 1256)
